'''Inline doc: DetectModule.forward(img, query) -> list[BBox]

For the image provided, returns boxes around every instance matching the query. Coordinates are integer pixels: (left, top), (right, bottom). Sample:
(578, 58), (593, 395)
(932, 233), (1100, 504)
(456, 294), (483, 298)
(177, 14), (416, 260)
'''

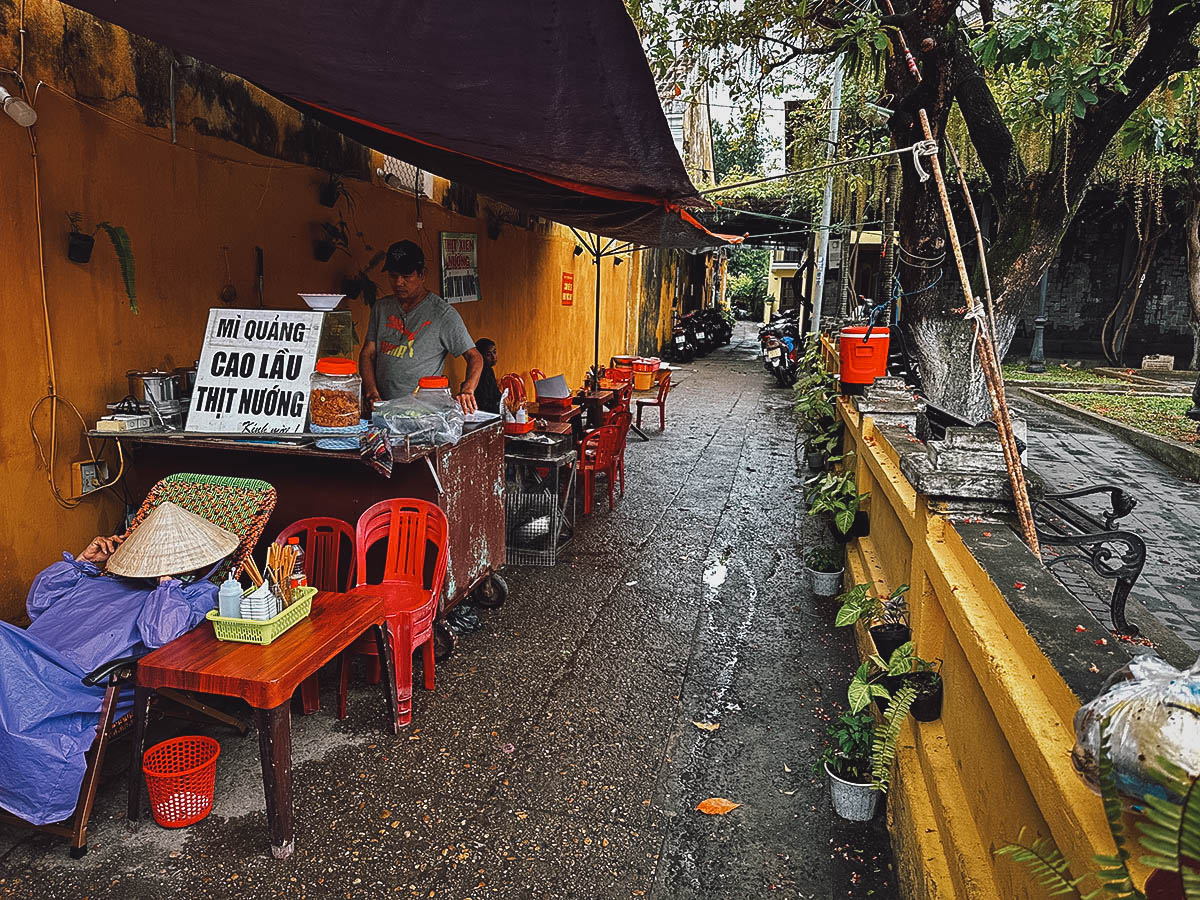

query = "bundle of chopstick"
(265, 542), (301, 606)
(243, 555), (264, 588)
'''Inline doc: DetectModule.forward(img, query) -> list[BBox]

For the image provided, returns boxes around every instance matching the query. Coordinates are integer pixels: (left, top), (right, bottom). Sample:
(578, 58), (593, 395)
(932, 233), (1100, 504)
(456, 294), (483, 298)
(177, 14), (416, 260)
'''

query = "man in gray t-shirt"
(360, 240), (483, 413)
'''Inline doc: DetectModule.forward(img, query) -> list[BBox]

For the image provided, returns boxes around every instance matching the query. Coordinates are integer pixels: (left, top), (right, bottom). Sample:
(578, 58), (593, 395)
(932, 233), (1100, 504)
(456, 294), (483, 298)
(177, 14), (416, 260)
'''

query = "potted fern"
(805, 545), (844, 597)
(821, 673), (919, 821)
(65, 212), (138, 312)
(835, 582), (911, 660)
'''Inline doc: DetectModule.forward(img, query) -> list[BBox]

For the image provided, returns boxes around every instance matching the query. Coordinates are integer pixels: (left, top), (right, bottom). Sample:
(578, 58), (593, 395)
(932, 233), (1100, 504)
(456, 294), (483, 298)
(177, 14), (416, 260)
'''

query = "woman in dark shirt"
(474, 338), (501, 413)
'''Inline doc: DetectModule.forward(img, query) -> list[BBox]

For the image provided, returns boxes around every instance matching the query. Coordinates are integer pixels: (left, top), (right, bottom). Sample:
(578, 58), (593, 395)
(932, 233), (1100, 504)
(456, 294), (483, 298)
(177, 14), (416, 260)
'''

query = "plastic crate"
(205, 586), (316, 644)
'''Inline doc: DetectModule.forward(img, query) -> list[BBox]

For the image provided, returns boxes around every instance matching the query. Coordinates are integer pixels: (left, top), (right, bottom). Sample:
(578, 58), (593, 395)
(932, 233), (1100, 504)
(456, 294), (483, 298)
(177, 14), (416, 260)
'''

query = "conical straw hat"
(106, 501), (240, 578)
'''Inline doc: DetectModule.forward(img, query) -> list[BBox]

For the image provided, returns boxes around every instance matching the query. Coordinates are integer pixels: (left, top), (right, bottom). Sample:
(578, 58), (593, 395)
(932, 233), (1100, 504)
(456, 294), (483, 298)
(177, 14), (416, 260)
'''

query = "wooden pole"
(916, 110), (1040, 554)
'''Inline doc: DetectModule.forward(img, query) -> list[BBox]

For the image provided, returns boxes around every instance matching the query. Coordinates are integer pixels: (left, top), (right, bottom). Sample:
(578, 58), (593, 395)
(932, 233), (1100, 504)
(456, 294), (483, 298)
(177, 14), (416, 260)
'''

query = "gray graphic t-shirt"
(365, 292), (475, 399)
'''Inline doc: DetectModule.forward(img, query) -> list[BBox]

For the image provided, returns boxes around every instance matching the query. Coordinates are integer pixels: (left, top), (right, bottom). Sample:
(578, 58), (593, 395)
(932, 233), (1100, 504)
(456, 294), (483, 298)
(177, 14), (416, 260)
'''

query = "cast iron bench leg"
(1111, 577), (1138, 637)
(256, 704), (293, 859)
(127, 686), (152, 830)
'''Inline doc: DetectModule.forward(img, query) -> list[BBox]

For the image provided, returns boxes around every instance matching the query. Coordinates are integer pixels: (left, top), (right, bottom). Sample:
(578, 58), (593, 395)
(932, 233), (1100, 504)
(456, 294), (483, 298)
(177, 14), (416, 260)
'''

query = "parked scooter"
(663, 314), (695, 363)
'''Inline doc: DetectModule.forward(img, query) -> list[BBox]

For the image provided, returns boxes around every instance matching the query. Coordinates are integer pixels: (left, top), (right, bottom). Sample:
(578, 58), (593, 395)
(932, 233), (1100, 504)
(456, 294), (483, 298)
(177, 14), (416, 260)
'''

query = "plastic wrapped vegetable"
(1072, 652), (1200, 803)
(372, 393), (464, 445)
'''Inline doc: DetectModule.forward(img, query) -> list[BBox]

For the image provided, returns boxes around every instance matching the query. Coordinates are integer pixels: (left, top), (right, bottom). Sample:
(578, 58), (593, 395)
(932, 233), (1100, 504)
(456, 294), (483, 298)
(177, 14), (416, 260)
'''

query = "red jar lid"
(316, 357), (358, 375)
(418, 376), (450, 389)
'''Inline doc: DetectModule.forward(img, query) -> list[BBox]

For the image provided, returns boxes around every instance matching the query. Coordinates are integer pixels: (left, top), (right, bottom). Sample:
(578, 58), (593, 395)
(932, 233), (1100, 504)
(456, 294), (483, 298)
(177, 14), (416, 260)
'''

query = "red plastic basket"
(142, 736), (220, 828)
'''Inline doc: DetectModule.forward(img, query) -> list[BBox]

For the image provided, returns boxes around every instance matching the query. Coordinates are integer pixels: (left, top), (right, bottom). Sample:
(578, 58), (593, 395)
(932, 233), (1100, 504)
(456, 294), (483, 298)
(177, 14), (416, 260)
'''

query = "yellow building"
(0, 1), (701, 622)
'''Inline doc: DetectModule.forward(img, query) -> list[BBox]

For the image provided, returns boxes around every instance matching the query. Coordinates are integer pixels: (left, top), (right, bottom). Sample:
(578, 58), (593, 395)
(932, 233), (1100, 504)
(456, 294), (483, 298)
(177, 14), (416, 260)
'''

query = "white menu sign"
(187, 308), (324, 434)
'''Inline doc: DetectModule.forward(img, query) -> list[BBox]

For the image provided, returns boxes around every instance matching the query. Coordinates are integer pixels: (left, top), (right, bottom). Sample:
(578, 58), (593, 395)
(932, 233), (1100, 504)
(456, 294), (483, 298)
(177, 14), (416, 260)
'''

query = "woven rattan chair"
(0, 473), (275, 856)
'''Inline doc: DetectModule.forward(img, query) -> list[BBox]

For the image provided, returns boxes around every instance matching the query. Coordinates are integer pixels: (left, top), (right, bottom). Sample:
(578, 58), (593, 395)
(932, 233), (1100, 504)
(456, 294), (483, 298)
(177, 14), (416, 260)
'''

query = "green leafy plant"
(995, 721), (1200, 899)
(835, 582), (910, 629)
(820, 709), (874, 784)
(848, 642), (916, 713)
(806, 468), (866, 534)
(805, 545), (843, 574)
(66, 212), (137, 312)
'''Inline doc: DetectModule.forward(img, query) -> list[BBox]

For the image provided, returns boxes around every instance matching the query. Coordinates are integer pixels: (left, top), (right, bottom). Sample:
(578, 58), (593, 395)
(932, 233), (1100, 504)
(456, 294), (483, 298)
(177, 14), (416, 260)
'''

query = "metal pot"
(173, 365), (198, 397)
(127, 370), (180, 406)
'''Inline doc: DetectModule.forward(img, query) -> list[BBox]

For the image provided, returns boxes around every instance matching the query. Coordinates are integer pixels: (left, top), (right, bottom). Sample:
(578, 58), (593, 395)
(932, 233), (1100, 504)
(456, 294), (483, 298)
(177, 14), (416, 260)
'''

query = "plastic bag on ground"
(1072, 652), (1200, 802)
(373, 393), (464, 445)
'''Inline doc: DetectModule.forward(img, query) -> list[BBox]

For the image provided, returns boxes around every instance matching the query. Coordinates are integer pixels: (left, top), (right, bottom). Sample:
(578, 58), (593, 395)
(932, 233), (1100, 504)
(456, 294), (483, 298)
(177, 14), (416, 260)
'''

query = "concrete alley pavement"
(1, 324), (896, 899)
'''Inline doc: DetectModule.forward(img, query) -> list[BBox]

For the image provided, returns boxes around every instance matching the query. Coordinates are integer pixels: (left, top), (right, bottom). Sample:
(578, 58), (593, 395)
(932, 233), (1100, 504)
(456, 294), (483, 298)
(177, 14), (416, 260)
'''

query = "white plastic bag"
(1072, 652), (1200, 802)
(372, 393), (464, 445)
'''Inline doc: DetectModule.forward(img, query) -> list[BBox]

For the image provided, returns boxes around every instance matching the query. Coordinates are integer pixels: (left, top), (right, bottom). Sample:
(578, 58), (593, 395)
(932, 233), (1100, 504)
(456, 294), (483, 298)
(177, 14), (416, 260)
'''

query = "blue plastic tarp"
(0, 555), (217, 825)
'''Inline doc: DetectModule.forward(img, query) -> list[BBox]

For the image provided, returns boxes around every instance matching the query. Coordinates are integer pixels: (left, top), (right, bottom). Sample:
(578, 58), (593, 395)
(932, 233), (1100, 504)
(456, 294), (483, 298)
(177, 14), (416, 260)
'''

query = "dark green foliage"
(95, 223), (136, 312)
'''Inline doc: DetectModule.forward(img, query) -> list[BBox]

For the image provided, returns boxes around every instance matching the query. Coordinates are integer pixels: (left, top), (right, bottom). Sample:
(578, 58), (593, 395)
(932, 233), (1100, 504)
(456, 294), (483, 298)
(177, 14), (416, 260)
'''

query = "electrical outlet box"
(71, 460), (109, 497)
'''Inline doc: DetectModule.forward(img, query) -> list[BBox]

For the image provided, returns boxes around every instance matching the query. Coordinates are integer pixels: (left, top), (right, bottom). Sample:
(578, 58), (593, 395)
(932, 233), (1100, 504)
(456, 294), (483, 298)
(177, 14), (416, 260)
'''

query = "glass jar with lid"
(309, 357), (361, 427)
(414, 375), (453, 403)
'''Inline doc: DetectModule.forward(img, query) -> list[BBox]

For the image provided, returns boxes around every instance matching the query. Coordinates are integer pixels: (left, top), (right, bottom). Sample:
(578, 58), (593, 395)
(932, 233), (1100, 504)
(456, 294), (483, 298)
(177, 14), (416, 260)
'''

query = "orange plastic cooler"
(838, 326), (890, 384)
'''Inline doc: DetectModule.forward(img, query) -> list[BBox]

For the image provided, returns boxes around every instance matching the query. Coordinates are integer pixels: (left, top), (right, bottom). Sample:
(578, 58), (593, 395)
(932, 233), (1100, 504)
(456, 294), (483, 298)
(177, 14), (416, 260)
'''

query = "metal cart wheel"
(474, 572), (509, 609)
(433, 621), (457, 662)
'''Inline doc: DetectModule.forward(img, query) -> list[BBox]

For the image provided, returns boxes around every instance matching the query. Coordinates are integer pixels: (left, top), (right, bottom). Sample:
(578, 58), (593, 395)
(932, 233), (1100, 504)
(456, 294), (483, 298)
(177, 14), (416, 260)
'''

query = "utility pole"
(810, 56), (844, 334)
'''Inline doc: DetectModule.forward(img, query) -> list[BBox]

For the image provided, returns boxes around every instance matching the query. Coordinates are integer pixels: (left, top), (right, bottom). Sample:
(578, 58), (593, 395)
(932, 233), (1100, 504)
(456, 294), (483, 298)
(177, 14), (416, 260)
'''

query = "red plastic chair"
(340, 499), (448, 727)
(636, 373), (672, 430)
(274, 518), (356, 716)
(500, 373), (526, 405)
(603, 408), (633, 497)
(576, 425), (621, 514)
(612, 383), (633, 412)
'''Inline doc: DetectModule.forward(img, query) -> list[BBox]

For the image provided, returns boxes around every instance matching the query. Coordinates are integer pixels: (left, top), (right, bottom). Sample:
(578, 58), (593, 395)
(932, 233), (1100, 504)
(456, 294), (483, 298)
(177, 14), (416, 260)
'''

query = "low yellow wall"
(820, 338), (1122, 897)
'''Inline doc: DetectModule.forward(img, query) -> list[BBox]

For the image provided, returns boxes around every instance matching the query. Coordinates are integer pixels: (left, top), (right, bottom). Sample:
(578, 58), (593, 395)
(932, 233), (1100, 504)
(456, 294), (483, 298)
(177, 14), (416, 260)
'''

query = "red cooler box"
(838, 326), (890, 384)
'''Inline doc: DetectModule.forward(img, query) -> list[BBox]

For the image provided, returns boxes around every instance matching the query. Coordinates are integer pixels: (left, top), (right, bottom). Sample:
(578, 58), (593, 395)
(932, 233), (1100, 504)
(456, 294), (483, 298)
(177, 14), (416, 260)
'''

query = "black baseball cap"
(382, 240), (424, 274)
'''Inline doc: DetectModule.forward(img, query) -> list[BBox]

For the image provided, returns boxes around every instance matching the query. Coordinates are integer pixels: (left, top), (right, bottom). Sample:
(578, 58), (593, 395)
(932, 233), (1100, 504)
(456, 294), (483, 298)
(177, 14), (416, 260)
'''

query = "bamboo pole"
(916, 110), (1040, 554)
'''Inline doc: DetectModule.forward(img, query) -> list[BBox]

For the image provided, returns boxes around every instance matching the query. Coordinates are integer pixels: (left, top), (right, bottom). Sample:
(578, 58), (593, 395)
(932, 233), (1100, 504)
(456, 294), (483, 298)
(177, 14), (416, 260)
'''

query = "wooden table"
(128, 590), (398, 859)
(574, 389), (616, 428)
(527, 401), (582, 424)
(535, 421), (573, 437)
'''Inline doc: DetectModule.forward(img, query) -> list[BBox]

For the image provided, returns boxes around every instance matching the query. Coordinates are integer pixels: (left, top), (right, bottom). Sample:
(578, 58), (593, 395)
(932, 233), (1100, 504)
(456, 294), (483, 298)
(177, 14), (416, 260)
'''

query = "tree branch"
(1067, 0), (1200, 192)
(949, 34), (1023, 203)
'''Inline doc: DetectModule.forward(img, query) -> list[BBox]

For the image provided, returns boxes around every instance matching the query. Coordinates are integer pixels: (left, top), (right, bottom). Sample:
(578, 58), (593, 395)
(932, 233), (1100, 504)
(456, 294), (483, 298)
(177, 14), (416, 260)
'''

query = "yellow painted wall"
(818, 350), (1133, 898)
(0, 7), (692, 622)
(830, 391), (1128, 897)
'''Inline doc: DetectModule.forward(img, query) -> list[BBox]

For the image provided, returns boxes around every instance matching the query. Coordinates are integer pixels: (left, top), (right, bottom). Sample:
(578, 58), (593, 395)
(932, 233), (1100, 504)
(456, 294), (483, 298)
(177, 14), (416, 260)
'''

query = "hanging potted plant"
(65, 212), (138, 311)
(318, 171), (354, 208)
(806, 466), (869, 543)
(315, 218), (350, 262)
(906, 656), (943, 722)
(342, 250), (386, 304)
(805, 545), (844, 598)
(835, 582), (911, 660)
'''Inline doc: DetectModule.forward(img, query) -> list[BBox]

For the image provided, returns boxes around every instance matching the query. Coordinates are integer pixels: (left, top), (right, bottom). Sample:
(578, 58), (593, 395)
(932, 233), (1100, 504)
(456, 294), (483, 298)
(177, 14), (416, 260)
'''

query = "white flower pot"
(825, 761), (880, 821)
(806, 566), (843, 597)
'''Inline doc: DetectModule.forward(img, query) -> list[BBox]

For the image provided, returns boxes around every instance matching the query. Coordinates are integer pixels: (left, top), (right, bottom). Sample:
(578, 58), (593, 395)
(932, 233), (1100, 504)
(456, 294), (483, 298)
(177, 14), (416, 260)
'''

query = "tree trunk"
(1187, 193), (1200, 371)
(904, 310), (1018, 422)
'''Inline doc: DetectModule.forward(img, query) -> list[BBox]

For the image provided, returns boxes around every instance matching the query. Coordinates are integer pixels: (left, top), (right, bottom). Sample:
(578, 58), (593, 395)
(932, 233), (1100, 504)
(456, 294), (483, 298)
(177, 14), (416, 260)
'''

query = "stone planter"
(825, 761), (879, 821)
(806, 565), (843, 597)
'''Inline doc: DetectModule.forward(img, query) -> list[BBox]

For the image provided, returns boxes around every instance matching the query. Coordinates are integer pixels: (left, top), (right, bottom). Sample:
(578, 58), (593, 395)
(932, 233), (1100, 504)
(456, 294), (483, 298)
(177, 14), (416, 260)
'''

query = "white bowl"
(298, 293), (345, 311)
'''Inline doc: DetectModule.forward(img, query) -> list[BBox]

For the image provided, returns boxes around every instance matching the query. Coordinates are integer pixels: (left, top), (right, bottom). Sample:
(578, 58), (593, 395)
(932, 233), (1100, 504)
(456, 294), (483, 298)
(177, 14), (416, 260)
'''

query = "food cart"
(94, 424), (507, 631)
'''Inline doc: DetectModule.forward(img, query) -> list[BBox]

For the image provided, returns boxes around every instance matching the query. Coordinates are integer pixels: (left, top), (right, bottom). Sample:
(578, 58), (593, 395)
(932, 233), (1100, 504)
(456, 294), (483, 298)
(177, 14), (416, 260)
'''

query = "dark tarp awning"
(63, 0), (721, 248)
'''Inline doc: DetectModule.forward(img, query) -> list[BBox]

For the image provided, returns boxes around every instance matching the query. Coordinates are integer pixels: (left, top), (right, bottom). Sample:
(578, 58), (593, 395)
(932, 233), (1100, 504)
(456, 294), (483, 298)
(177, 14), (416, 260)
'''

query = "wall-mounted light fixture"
(0, 83), (37, 128)
(573, 245), (584, 257)
(613, 256), (623, 266)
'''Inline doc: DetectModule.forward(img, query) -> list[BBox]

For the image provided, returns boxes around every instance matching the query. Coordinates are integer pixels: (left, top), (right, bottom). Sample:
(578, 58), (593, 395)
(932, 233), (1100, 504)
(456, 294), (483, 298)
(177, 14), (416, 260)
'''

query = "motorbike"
(663, 314), (695, 363)
(759, 311), (800, 387)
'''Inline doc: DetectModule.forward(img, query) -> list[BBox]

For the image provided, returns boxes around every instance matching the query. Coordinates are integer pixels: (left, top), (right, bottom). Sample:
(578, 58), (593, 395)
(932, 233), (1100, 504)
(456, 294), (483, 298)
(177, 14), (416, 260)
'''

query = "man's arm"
(359, 340), (381, 405)
(455, 347), (484, 414)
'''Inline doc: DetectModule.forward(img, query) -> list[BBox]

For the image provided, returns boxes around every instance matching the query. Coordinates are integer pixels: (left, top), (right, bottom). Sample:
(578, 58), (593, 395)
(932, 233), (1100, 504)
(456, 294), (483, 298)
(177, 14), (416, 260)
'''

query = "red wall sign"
(561, 272), (574, 306)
